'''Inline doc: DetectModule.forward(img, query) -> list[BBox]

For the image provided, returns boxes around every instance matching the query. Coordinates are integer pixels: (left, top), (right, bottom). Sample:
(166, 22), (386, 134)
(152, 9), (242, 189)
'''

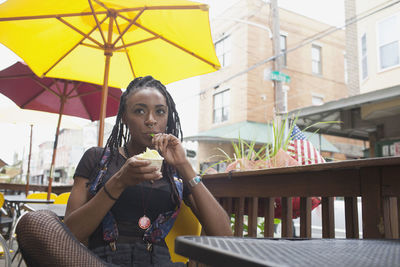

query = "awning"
(184, 121), (339, 153)
(288, 85), (400, 141)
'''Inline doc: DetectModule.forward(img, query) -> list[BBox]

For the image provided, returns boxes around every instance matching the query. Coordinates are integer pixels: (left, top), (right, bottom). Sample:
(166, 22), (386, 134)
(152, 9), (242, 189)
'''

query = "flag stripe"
(288, 125), (325, 165)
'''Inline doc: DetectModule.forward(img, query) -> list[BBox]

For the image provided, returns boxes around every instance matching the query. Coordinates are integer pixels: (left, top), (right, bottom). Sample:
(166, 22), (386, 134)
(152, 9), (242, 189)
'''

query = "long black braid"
(102, 76), (183, 205)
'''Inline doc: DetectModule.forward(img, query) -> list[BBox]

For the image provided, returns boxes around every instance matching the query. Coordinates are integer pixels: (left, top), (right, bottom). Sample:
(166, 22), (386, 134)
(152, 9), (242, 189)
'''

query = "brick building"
(290, 0), (400, 158)
(184, 0), (354, 172)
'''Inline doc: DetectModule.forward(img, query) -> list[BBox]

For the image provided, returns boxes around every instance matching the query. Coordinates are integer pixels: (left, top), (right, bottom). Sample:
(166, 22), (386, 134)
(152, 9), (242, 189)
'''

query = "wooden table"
(175, 236), (400, 267)
(202, 156), (400, 239)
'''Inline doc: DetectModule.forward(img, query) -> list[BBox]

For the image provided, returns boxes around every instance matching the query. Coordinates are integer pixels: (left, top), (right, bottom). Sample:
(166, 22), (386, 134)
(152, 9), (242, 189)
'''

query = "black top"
(175, 236), (400, 267)
(74, 147), (191, 249)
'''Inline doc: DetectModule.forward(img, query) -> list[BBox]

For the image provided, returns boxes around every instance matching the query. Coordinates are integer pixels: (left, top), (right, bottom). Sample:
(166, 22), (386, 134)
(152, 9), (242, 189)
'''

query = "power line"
(202, 0), (400, 92)
(173, 0), (399, 105)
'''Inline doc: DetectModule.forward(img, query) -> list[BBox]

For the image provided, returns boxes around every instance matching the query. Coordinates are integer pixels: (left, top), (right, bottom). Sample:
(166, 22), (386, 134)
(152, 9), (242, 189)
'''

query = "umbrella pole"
(47, 99), (65, 200)
(98, 16), (114, 147)
(25, 124), (33, 196)
(98, 54), (111, 147)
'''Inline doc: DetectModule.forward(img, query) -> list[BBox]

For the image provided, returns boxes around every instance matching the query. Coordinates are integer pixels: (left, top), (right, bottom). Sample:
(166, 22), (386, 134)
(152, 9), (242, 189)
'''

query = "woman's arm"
(64, 153), (162, 244)
(177, 163), (233, 236)
(64, 176), (125, 244)
(152, 134), (233, 236)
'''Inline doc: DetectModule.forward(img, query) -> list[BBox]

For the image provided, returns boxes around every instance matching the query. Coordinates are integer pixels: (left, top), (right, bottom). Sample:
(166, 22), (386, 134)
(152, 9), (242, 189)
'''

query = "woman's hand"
(152, 133), (187, 167)
(115, 157), (162, 187)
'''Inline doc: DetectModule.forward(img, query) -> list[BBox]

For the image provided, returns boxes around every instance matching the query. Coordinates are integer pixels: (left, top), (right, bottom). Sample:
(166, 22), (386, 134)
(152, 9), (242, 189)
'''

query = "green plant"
(200, 135), (268, 175)
(269, 115), (296, 158)
(268, 114), (341, 158)
(203, 114), (340, 175)
(218, 135), (268, 163)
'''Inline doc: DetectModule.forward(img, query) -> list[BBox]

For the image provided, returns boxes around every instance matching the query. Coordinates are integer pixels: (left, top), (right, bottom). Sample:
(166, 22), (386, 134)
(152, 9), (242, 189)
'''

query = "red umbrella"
(0, 61), (122, 199)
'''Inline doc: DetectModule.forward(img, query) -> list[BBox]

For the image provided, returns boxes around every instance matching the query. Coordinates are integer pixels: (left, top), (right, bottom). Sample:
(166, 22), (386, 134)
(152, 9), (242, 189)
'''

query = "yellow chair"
(165, 202), (201, 263)
(27, 192), (57, 200)
(54, 192), (70, 204)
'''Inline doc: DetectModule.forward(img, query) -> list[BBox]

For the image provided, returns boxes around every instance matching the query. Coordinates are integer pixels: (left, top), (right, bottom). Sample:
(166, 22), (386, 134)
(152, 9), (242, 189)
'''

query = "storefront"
(289, 85), (400, 158)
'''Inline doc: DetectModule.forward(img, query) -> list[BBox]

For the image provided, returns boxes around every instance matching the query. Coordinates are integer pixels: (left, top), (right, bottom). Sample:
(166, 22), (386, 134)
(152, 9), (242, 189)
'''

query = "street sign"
(270, 71), (291, 83)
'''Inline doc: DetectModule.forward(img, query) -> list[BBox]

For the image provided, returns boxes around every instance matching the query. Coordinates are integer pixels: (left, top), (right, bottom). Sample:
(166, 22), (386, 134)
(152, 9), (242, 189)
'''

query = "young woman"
(16, 76), (232, 266)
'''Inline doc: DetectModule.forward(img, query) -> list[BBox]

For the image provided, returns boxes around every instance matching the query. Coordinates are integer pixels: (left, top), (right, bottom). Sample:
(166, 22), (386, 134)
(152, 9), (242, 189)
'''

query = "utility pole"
(271, 3), (292, 237)
(270, 0), (289, 142)
(270, 0), (285, 116)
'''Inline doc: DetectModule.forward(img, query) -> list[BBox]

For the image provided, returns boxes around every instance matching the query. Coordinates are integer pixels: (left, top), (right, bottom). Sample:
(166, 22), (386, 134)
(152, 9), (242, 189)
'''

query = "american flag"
(287, 125), (325, 165)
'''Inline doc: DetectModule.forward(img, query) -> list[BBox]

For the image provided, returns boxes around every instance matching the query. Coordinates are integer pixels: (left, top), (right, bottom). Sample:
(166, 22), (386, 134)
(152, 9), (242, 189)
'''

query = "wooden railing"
(202, 156), (400, 239)
(2, 157), (398, 239)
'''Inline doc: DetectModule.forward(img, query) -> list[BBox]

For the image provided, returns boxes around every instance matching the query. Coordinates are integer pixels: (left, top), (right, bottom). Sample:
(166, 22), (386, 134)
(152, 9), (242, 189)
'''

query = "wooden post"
(322, 197), (335, 238)
(47, 98), (65, 200)
(25, 124), (33, 196)
(264, 197), (275, 237)
(300, 197), (311, 238)
(234, 197), (245, 237)
(281, 197), (293, 237)
(98, 14), (114, 147)
(344, 196), (359, 238)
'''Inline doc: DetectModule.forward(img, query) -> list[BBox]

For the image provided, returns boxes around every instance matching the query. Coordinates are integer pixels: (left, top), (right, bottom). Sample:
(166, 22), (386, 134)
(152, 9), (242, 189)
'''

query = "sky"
(0, 0), (344, 164)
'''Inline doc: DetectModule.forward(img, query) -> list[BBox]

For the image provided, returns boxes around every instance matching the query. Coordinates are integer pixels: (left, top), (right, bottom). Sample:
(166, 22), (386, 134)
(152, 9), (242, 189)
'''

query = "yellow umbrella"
(0, 0), (220, 146)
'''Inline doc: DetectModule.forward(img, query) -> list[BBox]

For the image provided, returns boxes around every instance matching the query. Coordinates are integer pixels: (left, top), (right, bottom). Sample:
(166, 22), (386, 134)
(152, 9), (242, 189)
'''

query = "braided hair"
(102, 76), (183, 205)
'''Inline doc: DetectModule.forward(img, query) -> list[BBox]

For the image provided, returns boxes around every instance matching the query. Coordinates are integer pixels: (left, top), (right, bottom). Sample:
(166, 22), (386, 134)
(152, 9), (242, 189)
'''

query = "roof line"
(289, 84), (400, 117)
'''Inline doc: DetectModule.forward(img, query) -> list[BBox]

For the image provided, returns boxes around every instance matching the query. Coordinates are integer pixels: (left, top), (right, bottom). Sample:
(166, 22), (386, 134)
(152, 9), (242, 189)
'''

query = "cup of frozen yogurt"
(136, 147), (164, 172)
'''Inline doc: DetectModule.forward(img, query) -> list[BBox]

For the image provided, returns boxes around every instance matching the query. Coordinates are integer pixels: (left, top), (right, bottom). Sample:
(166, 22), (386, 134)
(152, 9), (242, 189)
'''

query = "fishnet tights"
(16, 210), (108, 267)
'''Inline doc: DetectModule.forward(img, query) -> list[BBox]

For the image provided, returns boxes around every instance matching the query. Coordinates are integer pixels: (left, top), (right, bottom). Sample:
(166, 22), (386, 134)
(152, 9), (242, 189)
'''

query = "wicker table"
(175, 236), (400, 267)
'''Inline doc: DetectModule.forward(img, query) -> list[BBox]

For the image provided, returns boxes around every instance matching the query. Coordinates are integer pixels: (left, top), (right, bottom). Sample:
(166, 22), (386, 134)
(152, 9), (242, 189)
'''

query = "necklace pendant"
(138, 215), (151, 230)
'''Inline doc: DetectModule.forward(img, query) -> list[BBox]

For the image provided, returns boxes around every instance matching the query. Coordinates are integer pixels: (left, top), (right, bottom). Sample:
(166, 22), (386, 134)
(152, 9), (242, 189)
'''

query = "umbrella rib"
(69, 90), (99, 98)
(66, 81), (83, 98)
(111, 8), (145, 48)
(52, 78), (63, 95)
(67, 82), (93, 121)
(114, 19), (137, 78)
(89, 0), (107, 45)
(114, 37), (158, 50)
(0, 11), (107, 22)
(131, 23), (220, 70)
(20, 88), (45, 109)
(57, 17), (103, 48)
(0, 73), (34, 80)
(80, 42), (104, 50)
(31, 78), (61, 99)
(112, 5), (209, 14)
(67, 86), (120, 103)
(43, 16), (108, 76)
(19, 78), (59, 109)
(92, 0), (109, 11)
(78, 90), (95, 122)
(0, 5), (207, 22)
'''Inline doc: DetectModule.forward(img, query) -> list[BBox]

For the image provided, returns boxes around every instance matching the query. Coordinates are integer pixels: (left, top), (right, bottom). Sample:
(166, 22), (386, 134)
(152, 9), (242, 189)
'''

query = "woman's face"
(123, 87), (168, 151)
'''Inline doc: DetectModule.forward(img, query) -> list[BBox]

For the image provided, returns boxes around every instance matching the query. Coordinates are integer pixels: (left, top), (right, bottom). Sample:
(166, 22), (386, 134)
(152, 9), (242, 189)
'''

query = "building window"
(280, 35), (287, 67)
(361, 33), (368, 79)
(312, 94), (324, 106)
(378, 14), (399, 70)
(213, 89), (230, 123)
(311, 44), (322, 75)
(215, 35), (231, 68)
